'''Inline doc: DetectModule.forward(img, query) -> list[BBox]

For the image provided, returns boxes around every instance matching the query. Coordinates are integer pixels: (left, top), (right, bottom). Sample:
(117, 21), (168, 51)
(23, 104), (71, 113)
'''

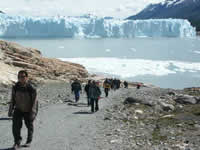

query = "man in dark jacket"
(8, 70), (37, 149)
(84, 80), (91, 106)
(124, 81), (128, 88)
(89, 81), (101, 113)
(71, 79), (82, 102)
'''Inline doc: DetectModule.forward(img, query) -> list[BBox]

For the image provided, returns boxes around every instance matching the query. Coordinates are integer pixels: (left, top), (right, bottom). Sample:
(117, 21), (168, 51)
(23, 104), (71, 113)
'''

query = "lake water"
(3, 37), (200, 89)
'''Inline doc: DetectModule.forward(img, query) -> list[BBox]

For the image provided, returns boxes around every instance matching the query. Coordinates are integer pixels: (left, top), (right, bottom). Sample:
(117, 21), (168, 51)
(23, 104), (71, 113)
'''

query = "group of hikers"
(71, 77), (129, 113)
(7, 70), (129, 149)
(102, 78), (129, 97)
(71, 79), (101, 112)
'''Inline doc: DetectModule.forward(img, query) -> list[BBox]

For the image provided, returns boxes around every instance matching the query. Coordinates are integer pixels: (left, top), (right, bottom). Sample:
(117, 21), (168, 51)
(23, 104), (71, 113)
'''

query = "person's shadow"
(68, 102), (88, 107)
(0, 144), (31, 150)
(73, 111), (93, 115)
(0, 117), (12, 121)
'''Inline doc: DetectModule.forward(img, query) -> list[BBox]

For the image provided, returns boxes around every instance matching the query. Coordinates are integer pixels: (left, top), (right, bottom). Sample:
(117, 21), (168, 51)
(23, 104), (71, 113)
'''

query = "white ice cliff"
(0, 14), (196, 38)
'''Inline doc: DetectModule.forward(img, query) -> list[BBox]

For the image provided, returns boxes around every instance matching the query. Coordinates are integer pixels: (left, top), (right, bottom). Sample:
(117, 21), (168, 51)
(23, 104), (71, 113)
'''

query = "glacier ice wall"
(0, 14), (196, 38)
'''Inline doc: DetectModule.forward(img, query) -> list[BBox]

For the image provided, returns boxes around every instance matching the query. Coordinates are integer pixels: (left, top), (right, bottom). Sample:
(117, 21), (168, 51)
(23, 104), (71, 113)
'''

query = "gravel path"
(2, 82), (200, 150)
(0, 82), (120, 150)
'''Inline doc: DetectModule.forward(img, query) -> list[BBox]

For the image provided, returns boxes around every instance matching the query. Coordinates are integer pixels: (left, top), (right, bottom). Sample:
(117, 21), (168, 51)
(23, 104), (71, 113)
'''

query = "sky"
(0, 0), (163, 18)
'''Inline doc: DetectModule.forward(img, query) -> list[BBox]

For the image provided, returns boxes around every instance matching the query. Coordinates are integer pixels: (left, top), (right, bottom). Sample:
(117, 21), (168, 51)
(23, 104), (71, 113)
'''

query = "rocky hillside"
(127, 0), (200, 31)
(97, 86), (200, 149)
(0, 40), (88, 85)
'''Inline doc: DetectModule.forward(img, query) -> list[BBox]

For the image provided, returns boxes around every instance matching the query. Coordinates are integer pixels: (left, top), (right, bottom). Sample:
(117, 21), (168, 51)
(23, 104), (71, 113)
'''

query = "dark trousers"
(90, 98), (99, 112)
(12, 109), (34, 145)
(104, 88), (109, 97)
(74, 91), (80, 102)
(86, 92), (90, 106)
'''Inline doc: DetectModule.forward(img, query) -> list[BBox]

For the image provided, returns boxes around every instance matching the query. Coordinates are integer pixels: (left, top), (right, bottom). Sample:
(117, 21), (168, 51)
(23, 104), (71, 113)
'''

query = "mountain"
(127, 0), (200, 31)
(0, 11), (4, 14)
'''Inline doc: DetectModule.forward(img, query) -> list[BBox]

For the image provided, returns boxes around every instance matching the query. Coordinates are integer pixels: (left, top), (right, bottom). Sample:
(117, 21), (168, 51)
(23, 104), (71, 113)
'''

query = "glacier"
(0, 14), (196, 38)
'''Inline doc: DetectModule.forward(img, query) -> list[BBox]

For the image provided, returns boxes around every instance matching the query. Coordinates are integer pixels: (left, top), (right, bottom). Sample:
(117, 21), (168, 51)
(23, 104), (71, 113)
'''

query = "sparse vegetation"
(152, 127), (167, 143)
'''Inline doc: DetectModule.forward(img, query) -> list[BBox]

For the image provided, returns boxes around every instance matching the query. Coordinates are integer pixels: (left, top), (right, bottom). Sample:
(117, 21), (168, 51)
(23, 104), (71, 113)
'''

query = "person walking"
(8, 70), (38, 149)
(124, 81), (128, 88)
(103, 79), (111, 97)
(84, 80), (91, 106)
(112, 78), (117, 91)
(71, 79), (82, 102)
(89, 81), (101, 113)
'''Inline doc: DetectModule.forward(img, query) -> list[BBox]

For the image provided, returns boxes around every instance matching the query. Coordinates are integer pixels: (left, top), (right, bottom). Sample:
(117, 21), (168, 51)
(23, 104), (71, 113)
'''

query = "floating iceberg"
(60, 57), (200, 78)
(0, 14), (196, 38)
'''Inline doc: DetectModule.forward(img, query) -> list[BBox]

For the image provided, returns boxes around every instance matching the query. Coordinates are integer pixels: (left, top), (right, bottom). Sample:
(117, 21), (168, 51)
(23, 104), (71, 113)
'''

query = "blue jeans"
(74, 91), (80, 102)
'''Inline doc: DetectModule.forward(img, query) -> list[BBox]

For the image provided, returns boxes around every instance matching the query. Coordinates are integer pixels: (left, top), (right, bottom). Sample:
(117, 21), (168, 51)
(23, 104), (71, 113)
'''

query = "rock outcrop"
(0, 40), (88, 85)
(97, 87), (200, 150)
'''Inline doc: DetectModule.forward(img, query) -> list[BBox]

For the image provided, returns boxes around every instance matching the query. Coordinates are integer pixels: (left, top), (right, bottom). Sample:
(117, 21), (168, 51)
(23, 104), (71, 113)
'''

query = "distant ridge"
(127, 0), (200, 31)
(0, 11), (5, 14)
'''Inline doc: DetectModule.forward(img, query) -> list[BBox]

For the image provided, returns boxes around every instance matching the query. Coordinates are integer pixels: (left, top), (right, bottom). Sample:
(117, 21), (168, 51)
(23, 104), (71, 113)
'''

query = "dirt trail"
(0, 90), (118, 150)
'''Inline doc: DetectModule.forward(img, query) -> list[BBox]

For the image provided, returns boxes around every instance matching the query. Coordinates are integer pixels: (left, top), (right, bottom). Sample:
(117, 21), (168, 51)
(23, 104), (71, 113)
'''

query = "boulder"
(159, 101), (175, 112)
(167, 91), (176, 96)
(124, 97), (154, 106)
(174, 95), (197, 104)
(124, 97), (142, 104)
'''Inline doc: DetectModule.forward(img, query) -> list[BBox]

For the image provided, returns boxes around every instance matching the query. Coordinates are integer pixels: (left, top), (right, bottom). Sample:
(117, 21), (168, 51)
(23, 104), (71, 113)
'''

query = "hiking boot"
(24, 141), (31, 147)
(13, 143), (20, 150)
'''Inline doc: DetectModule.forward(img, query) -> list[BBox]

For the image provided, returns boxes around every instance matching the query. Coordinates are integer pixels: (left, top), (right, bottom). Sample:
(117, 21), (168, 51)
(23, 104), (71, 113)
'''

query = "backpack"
(104, 82), (110, 88)
(84, 84), (89, 93)
(72, 82), (81, 92)
(89, 85), (101, 99)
